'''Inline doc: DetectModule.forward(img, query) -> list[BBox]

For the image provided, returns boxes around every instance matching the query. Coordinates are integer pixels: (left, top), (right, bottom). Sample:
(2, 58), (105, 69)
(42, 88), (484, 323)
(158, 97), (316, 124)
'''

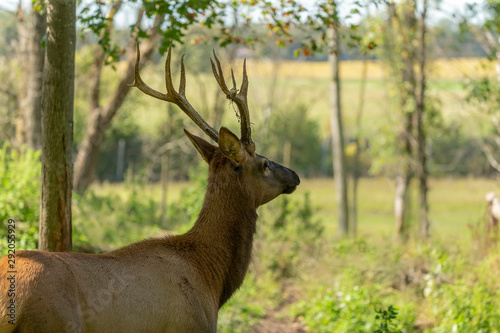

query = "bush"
(257, 192), (324, 279)
(427, 282), (500, 333)
(424, 248), (500, 333)
(164, 162), (207, 232)
(293, 284), (415, 333)
(218, 272), (276, 333)
(72, 179), (163, 250)
(258, 103), (324, 177)
(374, 305), (403, 333)
(0, 143), (165, 254)
(0, 144), (41, 254)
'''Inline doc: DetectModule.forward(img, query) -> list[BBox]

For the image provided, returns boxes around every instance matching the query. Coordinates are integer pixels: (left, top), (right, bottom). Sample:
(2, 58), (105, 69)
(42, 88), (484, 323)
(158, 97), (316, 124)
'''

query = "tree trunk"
(73, 12), (164, 194)
(23, 2), (46, 150)
(416, 0), (429, 238)
(73, 109), (107, 193)
(116, 138), (126, 181)
(14, 2), (27, 147)
(39, 0), (75, 252)
(395, 108), (414, 240)
(328, 0), (349, 237)
(352, 54), (368, 237)
(394, 173), (411, 238)
(391, 0), (417, 239)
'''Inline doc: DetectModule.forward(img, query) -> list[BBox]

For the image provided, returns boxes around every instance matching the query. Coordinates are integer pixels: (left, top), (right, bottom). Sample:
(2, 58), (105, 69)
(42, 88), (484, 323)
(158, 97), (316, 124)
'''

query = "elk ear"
(218, 127), (246, 166)
(184, 129), (216, 163)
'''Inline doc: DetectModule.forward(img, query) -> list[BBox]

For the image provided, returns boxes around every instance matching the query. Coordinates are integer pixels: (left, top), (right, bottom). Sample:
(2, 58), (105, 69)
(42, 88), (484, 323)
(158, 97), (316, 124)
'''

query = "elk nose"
(292, 170), (300, 186)
(282, 170), (300, 194)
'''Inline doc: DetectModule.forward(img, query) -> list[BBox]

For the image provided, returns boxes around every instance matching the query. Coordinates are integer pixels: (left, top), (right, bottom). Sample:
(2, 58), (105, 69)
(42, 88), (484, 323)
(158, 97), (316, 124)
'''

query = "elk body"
(0, 45), (299, 333)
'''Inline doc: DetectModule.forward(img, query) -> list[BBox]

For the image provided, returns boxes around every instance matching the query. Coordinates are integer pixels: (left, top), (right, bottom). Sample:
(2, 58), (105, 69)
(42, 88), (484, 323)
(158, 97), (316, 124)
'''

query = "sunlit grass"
(296, 177), (493, 242)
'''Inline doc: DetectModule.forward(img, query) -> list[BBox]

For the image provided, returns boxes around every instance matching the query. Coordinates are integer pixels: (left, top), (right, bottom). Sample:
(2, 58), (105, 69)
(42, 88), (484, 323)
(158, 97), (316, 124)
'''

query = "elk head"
(129, 44), (299, 208)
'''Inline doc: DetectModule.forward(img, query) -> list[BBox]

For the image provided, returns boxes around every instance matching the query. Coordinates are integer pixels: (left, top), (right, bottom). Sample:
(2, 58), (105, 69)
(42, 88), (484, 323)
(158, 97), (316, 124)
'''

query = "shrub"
(293, 283), (415, 333)
(0, 144), (41, 254)
(164, 162), (206, 233)
(217, 272), (275, 333)
(374, 305), (403, 333)
(72, 179), (163, 250)
(424, 249), (500, 333)
(258, 103), (324, 177)
(257, 192), (324, 279)
(427, 282), (500, 333)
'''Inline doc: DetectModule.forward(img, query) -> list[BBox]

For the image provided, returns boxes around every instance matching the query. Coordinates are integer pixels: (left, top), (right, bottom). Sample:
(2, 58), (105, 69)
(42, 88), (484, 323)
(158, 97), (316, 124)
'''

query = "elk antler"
(129, 44), (219, 142)
(210, 51), (254, 152)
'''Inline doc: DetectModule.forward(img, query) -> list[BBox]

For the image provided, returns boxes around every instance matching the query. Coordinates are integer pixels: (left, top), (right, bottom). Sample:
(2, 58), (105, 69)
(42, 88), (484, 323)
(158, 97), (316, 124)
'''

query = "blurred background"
(1, 0), (500, 332)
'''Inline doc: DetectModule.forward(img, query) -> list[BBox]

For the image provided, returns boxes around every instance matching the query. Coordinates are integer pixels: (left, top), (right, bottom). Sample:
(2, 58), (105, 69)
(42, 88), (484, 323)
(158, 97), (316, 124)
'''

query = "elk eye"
(264, 161), (271, 171)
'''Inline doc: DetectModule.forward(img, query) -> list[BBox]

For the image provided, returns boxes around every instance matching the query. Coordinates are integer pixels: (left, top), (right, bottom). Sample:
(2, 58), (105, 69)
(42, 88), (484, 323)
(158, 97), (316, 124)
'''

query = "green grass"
(91, 181), (191, 204)
(280, 177), (495, 241)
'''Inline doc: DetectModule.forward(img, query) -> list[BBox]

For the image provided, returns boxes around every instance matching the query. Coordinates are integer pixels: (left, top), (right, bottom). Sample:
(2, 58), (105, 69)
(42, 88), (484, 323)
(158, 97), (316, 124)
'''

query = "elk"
(0, 45), (300, 333)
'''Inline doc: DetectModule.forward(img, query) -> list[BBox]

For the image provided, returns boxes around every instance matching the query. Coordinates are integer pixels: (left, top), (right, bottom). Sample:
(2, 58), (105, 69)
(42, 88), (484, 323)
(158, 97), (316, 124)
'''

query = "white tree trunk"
(328, 0), (349, 236)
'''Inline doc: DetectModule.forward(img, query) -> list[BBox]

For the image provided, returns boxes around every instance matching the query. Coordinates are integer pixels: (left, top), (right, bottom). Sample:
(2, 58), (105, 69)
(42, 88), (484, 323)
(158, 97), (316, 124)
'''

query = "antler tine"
(179, 55), (186, 97)
(210, 51), (254, 150)
(240, 59), (249, 100)
(210, 50), (230, 95)
(230, 69), (237, 90)
(129, 44), (169, 101)
(238, 59), (252, 148)
(130, 43), (218, 142)
(164, 43), (175, 95)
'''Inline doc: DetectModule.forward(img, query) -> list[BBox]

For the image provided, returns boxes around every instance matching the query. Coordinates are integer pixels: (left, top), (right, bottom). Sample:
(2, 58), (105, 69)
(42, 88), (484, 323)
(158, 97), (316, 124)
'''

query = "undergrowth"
(289, 239), (500, 333)
(0, 144), (40, 253)
(72, 179), (163, 250)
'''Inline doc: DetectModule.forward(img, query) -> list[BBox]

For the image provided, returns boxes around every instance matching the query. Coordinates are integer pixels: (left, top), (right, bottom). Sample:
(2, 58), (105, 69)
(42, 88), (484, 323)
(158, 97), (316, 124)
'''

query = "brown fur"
(0, 128), (299, 333)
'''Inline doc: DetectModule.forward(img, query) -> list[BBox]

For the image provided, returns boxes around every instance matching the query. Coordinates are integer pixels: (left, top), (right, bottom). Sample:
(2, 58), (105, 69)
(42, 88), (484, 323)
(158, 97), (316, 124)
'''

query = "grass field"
(298, 177), (493, 240)
(248, 57), (496, 80)
(92, 176), (497, 244)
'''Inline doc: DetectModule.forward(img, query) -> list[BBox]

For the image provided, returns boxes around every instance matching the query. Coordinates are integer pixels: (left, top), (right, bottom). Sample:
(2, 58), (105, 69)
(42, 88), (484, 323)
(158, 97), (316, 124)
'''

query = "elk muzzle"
(272, 161), (300, 194)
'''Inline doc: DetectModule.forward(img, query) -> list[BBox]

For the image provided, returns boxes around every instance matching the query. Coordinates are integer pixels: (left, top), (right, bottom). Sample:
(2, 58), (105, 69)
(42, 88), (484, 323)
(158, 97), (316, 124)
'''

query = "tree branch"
(491, 114), (500, 135)
(89, 0), (123, 111)
(101, 11), (165, 126)
(482, 142), (500, 173)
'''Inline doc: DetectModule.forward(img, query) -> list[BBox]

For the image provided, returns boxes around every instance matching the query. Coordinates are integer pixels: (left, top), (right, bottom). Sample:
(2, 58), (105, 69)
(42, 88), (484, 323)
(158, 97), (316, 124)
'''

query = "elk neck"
(184, 164), (258, 308)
